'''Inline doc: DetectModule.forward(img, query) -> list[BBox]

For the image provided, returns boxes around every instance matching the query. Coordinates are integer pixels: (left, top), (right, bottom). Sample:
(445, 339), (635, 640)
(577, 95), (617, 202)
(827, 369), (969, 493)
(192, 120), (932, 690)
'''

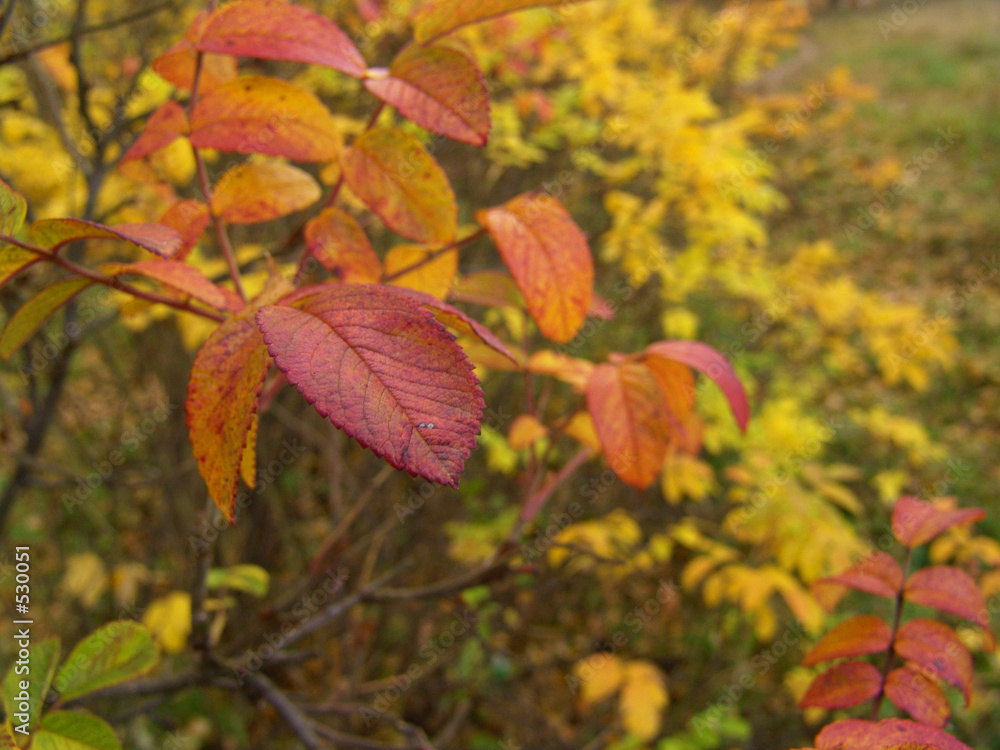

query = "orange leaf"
(821, 551), (904, 599)
(643, 341), (749, 431)
(891, 495), (985, 548)
(340, 126), (457, 243)
(186, 315), (271, 521)
(102, 260), (232, 312)
(414, 0), (583, 44)
(642, 355), (695, 428)
(895, 618), (972, 704)
(189, 76), (341, 161)
(211, 161), (320, 224)
(197, 0), (366, 77)
(305, 207), (382, 283)
(586, 362), (671, 489)
(816, 719), (972, 750)
(527, 350), (593, 391)
(477, 193), (593, 343)
(508, 414), (547, 449)
(885, 666), (949, 728)
(904, 566), (986, 625)
(30, 219), (182, 257)
(802, 615), (893, 666)
(385, 244), (457, 299)
(799, 660), (882, 709)
(256, 284), (484, 486)
(122, 100), (188, 162)
(159, 200), (211, 260)
(151, 17), (238, 94)
(0, 277), (93, 360)
(364, 44), (490, 146)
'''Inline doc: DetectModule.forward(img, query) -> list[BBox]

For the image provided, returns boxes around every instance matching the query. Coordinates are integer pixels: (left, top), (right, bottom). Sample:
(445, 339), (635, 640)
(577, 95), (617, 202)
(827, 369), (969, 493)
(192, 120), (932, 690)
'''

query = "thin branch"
(518, 447), (595, 524)
(871, 546), (912, 719)
(68, 0), (97, 146)
(312, 724), (426, 750)
(237, 670), (322, 750)
(381, 228), (487, 283)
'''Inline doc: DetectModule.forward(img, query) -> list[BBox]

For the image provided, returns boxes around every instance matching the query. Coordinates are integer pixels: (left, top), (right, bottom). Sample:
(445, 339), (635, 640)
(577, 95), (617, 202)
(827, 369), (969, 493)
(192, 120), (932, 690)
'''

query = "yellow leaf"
(574, 653), (624, 708)
(620, 660), (668, 741)
(384, 244), (458, 299)
(61, 552), (109, 609)
(507, 414), (548, 449)
(565, 411), (601, 453)
(142, 591), (192, 654)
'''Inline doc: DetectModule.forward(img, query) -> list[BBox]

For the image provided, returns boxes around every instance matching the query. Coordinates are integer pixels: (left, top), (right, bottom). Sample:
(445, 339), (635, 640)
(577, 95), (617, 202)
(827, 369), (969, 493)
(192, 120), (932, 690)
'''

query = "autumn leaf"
(894, 618), (972, 703)
(31, 219), (183, 257)
(186, 315), (271, 520)
(450, 270), (524, 308)
(53, 621), (158, 702)
(121, 100), (188, 162)
(211, 161), (320, 224)
(1, 246), (42, 289)
(385, 244), (458, 299)
(508, 414), (547, 449)
(586, 361), (671, 488)
(619, 660), (669, 741)
(364, 44), (490, 146)
(305, 207), (382, 283)
(904, 565), (987, 625)
(884, 665), (949, 728)
(799, 660), (883, 709)
(197, 0), (366, 77)
(802, 615), (893, 666)
(527, 350), (594, 391)
(574, 653), (624, 707)
(102, 260), (232, 312)
(816, 719), (973, 750)
(399, 288), (518, 365)
(340, 126), (457, 243)
(0, 277), (93, 360)
(151, 41), (238, 92)
(821, 551), (904, 599)
(414, 0), (583, 44)
(478, 192), (593, 343)
(159, 200), (211, 259)
(189, 76), (341, 162)
(891, 495), (985, 548)
(256, 284), (484, 486)
(0, 176), (27, 235)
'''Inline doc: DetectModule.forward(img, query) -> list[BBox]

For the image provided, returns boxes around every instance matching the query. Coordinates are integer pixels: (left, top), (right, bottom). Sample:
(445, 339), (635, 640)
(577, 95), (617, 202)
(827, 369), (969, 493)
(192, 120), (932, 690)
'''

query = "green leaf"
(31, 711), (121, 750)
(0, 277), (93, 361)
(53, 622), (158, 702)
(206, 565), (270, 597)
(2, 637), (61, 738)
(0, 177), (27, 235)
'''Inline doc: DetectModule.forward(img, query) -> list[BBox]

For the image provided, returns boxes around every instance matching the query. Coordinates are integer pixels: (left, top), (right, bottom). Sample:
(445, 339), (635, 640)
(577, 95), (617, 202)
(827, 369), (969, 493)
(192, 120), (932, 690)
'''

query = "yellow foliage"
(61, 552), (109, 609)
(142, 591), (192, 654)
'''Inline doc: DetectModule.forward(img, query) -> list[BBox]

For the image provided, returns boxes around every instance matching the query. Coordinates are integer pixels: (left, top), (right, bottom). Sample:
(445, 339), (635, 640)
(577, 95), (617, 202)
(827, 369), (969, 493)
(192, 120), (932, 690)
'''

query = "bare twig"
(237, 670), (322, 750)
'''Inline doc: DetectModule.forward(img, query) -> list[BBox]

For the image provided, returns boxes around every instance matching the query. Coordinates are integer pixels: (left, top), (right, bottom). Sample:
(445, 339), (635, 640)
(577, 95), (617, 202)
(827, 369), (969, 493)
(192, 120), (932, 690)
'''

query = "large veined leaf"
(304, 207), (382, 283)
(0, 277), (93, 360)
(102, 260), (231, 311)
(799, 660), (883, 709)
(821, 551), (904, 599)
(586, 361), (671, 488)
(414, 0), (583, 44)
(53, 621), (158, 701)
(895, 618), (972, 703)
(189, 76), (341, 161)
(256, 284), (484, 486)
(816, 719), (973, 750)
(802, 615), (893, 666)
(891, 495), (985, 548)
(0, 176), (27, 235)
(197, 0), (366, 77)
(904, 565), (986, 624)
(477, 192), (593, 343)
(31, 219), (182, 257)
(2, 637), (60, 737)
(884, 665), (949, 728)
(364, 44), (490, 146)
(187, 315), (271, 521)
(211, 161), (320, 224)
(121, 100), (188, 162)
(643, 341), (749, 431)
(340, 127), (457, 244)
(31, 711), (121, 750)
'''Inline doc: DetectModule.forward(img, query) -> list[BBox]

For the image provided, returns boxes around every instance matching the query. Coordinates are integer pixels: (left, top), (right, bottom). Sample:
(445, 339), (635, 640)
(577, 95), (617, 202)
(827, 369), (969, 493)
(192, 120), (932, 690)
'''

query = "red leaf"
(0, 277), (93, 360)
(895, 618), (973, 704)
(642, 341), (749, 432)
(340, 126), (457, 243)
(304, 207), (382, 283)
(891, 495), (986, 548)
(817, 719), (972, 750)
(151, 42), (238, 92)
(885, 666), (950, 728)
(121, 100), (188, 162)
(31, 219), (182, 257)
(256, 284), (484, 486)
(821, 551), (904, 599)
(186, 315), (271, 521)
(211, 161), (320, 224)
(189, 76), (341, 162)
(904, 566), (987, 625)
(802, 615), (893, 666)
(414, 0), (583, 44)
(159, 200), (211, 259)
(364, 44), (490, 146)
(799, 660), (882, 709)
(586, 361), (671, 489)
(197, 0), (366, 77)
(102, 260), (231, 312)
(477, 192), (593, 343)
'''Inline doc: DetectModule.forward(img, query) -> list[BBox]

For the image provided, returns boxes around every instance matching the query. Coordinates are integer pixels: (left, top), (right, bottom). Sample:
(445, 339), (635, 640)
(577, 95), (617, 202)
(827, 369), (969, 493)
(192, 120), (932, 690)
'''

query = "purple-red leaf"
(821, 551), (904, 599)
(197, 0), (366, 77)
(891, 495), (986, 548)
(102, 260), (232, 312)
(256, 284), (484, 486)
(904, 565), (987, 625)
(186, 315), (271, 521)
(477, 192), (593, 343)
(884, 665), (950, 728)
(30, 219), (182, 257)
(121, 100), (188, 162)
(816, 719), (972, 750)
(364, 44), (490, 146)
(799, 660), (883, 709)
(895, 618), (973, 704)
(642, 341), (749, 431)
(304, 207), (382, 283)
(802, 615), (893, 666)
